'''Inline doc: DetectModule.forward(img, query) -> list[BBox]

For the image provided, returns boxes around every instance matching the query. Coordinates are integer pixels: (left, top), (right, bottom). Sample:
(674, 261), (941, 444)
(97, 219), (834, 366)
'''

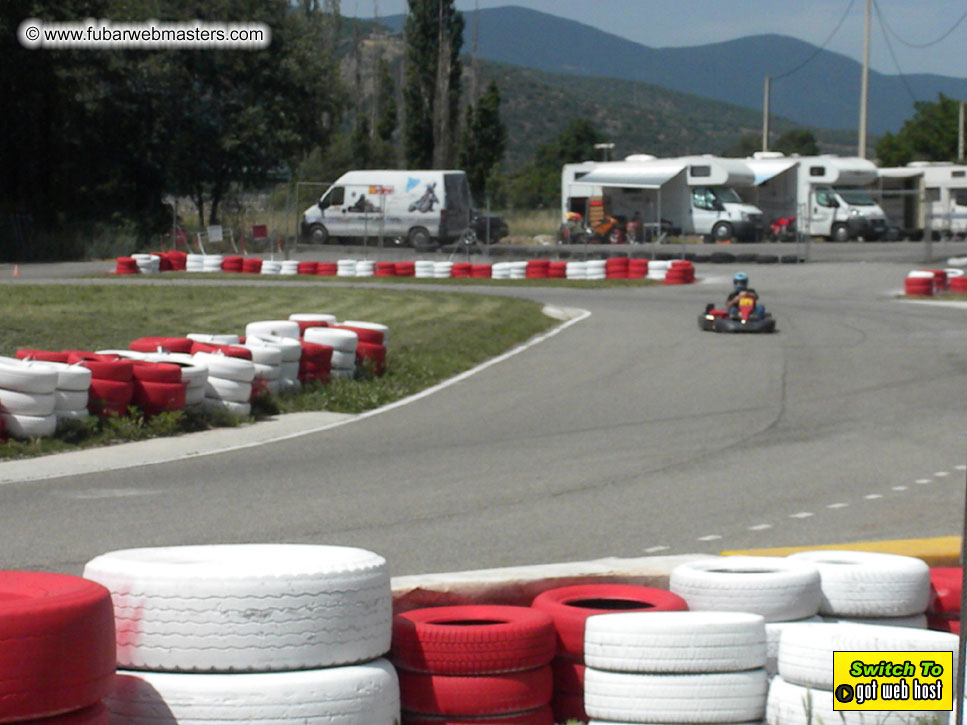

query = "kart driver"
(726, 272), (766, 320)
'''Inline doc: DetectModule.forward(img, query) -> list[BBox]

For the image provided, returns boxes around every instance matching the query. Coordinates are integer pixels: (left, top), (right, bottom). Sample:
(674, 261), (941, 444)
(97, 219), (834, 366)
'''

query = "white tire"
(260, 260), (282, 275)
(330, 368), (355, 380)
(0, 356), (59, 394)
(108, 660), (400, 725)
(281, 361), (301, 381)
(184, 385), (206, 406)
(331, 350), (355, 369)
(264, 379), (282, 396)
(28, 361), (93, 391)
(245, 320), (301, 340)
(585, 611), (767, 674)
(0, 388), (56, 416)
(253, 362), (281, 381)
(290, 313), (337, 324)
(584, 667), (768, 724)
(205, 377), (252, 403)
(201, 398), (250, 417)
(83, 544), (391, 672)
(0, 412), (58, 438)
(765, 616), (821, 676)
(669, 557), (821, 622)
(304, 327), (358, 353)
(278, 377), (302, 394)
(777, 621), (958, 690)
(54, 389), (88, 411)
(187, 333), (240, 345)
(786, 550), (930, 617)
(821, 613), (927, 628)
(243, 344), (283, 366)
(191, 352), (255, 383)
(766, 675), (939, 725)
(247, 334), (302, 362)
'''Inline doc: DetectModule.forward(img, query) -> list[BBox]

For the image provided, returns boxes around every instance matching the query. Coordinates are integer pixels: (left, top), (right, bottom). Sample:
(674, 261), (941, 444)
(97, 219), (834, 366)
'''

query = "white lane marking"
(697, 535), (722, 542)
(864, 494), (883, 500)
(643, 545), (669, 554)
(916, 479), (932, 485)
(827, 502), (849, 509)
(956, 465), (966, 471)
(892, 486), (908, 491)
(934, 471), (950, 477)
(748, 524), (773, 531)
(789, 512), (814, 519)
(52, 488), (164, 500)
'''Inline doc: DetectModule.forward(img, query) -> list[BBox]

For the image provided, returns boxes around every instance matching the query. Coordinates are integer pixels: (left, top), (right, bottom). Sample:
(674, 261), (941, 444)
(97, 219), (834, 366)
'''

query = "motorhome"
(879, 162), (967, 237)
(301, 170), (471, 249)
(744, 154), (888, 241)
(561, 156), (764, 242)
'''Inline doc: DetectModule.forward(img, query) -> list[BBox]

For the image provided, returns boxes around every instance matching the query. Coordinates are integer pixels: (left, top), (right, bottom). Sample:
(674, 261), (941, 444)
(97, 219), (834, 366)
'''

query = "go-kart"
(698, 294), (776, 333)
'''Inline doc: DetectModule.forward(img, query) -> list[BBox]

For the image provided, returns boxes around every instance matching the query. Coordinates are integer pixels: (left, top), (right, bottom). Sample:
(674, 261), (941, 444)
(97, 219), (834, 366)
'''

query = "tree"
(775, 129), (819, 156)
(507, 119), (603, 209)
(876, 94), (961, 166)
(459, 80), (507, 203)
(403, 0), (464, 168)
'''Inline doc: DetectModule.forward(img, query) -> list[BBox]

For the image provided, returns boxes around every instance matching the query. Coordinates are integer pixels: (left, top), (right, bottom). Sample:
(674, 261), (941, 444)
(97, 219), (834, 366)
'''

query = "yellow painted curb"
(722, 537), (962, 567)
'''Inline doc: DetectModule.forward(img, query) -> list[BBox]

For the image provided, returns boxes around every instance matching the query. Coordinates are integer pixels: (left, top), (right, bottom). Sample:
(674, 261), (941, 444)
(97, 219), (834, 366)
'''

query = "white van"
(301, 170), (472, 249)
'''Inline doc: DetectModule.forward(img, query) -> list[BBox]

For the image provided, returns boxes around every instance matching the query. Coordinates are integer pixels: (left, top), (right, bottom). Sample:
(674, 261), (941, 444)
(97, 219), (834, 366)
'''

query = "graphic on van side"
(408, 183), (438, 213)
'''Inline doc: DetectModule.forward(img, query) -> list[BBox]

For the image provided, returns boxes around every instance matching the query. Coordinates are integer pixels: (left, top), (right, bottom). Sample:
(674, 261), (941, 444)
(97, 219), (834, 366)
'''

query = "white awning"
(878, 167), (924, 179)
(745, 158), (798, 185)
(576, 160), (686, 189)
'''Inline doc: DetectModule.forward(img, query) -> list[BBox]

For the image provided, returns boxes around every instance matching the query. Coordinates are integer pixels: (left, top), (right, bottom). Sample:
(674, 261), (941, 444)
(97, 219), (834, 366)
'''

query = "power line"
(873, 0), (920, 103)
(773, 0), (856, 80)
(874, 1), (967, 48)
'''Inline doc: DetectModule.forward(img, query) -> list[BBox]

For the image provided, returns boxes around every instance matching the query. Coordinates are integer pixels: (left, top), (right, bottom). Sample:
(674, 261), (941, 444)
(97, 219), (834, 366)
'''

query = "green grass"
(0, 284), (555, 458)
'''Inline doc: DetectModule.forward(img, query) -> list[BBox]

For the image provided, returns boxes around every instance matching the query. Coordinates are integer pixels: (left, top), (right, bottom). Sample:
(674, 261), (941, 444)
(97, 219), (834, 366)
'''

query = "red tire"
(189, 342), (253, 360)
(129, 337), (194, 354)
(531, 584), (688, 658)
(132, 380), (187, 415)
(402, 705), (553, 725)
(550, 657), (584, 694)
(65, 352), (134, 382)
(316, 263), (338, 276)
(927, 615), (960, 634)
(392, 605), (556, 675)
(399, 666), (552, 717)
(336, 325), (384, 345)
(88, 378), (135, 407)
(300, 341), (334, 364)
(131, 361), (182, 384)
(930, 567), (962, 614)
(0, 572), (115, 723)
(295, 320), (330, 336)
(356, 342), (386, 375)
(16, 349), (70, 363)
(21, 703), (110, 725)
(242, 258), (263, 274)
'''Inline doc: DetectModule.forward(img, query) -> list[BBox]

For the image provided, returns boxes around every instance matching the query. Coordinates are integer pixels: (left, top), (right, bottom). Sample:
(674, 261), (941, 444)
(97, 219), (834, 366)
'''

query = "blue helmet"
(733, 272), (749, 290)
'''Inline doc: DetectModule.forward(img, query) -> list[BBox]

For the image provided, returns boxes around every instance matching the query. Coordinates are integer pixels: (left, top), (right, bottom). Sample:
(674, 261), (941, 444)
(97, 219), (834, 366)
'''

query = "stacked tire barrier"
(669, 556), (823, 676)
(83, 544), (400, 724)
(66, 352), (136, 419)
(583, 611), (769, 724)
(391, 605), (556, 725)
(664, 260), (696, 284)
(338, 322), (388, 376)
(788, 550), (931, 628)
(531, 583), (688, 723)
(769, 621), (957, 724)
(306, 326), (358, 379)
(928, 567), (961, 633)
(130, 360), (187, 418)
(115, 256), (677, 282)
(0, 571), (116, 723)
(192, 349), (255, 418)
(36, 359), (94, 426)
(0, 355), (61, 438)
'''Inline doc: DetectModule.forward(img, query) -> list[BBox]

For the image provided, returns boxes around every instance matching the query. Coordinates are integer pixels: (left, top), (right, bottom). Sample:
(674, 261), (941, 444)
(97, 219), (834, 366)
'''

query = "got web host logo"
(833, 651), (952, 711)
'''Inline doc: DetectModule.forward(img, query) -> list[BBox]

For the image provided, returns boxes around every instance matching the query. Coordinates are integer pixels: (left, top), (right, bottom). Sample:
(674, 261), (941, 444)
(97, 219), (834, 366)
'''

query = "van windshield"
(712, 187), (742, 204)
(836, 189), (875, 206)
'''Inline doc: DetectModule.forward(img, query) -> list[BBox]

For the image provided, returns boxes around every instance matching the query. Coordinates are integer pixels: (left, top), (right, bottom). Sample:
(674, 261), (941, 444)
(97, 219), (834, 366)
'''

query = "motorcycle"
(558, 214), (625, 244)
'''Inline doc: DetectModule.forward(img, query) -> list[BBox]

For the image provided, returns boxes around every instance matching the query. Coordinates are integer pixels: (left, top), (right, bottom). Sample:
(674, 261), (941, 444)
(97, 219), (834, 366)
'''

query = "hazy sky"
(344, 0), (967, 77)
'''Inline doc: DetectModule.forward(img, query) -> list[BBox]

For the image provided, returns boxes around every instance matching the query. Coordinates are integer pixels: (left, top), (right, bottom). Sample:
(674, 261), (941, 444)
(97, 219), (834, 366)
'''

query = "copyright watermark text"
(17, 19), (271, 50)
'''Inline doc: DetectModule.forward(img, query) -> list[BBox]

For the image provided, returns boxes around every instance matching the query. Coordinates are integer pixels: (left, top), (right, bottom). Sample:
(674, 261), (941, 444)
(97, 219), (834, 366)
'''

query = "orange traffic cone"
(12, 265), (20, 277)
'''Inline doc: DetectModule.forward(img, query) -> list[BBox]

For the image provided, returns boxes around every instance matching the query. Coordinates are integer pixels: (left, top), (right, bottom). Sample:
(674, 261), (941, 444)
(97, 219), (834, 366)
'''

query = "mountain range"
(378, 5), (967, 135)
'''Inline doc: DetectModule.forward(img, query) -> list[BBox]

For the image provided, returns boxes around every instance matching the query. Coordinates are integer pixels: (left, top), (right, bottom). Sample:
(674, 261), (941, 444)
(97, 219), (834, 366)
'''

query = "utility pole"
(858, 0), (871, 158)
(959, 101), (965, 162)
(762, 76), (771, 152)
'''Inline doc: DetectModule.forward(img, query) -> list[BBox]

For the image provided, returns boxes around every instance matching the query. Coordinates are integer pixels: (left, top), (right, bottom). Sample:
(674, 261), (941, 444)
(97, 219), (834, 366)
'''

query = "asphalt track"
(0, 260), (965, 578)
